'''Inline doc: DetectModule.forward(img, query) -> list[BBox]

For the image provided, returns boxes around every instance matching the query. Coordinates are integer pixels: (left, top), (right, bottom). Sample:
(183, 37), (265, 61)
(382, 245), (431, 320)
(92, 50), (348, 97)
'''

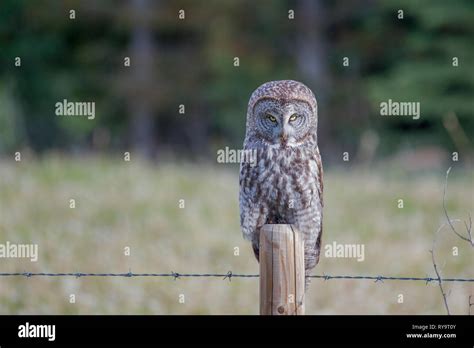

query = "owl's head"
(246, 80), (318, 147)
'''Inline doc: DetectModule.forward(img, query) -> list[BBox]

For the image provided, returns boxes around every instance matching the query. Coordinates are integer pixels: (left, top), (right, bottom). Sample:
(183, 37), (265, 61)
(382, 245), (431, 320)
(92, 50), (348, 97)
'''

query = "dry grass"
(0, 155), (472, 314)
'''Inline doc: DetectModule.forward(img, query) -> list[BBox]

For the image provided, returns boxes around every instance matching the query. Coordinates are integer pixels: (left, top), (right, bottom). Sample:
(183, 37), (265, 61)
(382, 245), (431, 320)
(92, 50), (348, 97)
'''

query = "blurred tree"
(295, 0), (333, 159)
(128, 0), (156, 158)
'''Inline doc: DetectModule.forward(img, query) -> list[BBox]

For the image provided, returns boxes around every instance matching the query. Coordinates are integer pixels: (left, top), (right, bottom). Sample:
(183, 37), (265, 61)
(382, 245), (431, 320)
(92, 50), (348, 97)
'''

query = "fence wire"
(0, 271), (473, 283)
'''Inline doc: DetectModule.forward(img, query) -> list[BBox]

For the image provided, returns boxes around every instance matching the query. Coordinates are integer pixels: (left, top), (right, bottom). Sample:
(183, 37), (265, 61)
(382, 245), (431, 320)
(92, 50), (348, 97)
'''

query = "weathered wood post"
(259, 224), (305, 315)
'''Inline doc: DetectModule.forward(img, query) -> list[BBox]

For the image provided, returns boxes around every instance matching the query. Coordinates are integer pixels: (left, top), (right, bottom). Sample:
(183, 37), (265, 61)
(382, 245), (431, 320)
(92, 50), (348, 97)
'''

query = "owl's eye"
(289, 114), (298, 122)
(266, 114), (277, 123)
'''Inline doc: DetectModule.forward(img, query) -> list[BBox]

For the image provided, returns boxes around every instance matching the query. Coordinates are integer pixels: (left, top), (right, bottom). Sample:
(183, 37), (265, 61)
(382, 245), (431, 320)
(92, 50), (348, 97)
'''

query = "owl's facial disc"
(254, 99), (313, 147)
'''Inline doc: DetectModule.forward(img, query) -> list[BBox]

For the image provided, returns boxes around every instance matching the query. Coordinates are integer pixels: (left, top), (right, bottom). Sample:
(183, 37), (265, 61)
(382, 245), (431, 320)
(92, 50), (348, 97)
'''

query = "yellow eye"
(289, 114), (298, 122)
(266, 114), (277, 122)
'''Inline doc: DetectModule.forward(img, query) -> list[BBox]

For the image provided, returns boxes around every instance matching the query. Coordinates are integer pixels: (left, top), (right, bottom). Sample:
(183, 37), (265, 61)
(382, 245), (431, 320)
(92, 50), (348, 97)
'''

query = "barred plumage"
(239, 80), (323, 289)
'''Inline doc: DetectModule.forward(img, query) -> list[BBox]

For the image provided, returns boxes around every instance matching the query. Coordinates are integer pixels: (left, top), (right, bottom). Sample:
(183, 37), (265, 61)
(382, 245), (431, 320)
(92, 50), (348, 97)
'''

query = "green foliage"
(363, 0), (474, 150)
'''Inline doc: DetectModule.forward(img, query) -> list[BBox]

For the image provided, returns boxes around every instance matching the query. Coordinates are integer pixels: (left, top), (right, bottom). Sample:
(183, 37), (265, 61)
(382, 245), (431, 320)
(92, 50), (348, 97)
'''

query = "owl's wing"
(239, 160), (261, 244)
(316, 146), (323, 207)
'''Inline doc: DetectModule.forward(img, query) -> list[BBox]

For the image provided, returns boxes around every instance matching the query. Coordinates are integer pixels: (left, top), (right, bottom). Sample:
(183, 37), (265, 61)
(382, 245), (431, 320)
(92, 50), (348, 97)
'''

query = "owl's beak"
(280, 132), (288, 144)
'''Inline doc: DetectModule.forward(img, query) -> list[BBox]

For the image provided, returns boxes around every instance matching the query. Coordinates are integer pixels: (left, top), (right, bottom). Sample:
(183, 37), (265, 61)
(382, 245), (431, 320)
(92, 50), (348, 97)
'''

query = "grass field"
(0, 155), (472, 314)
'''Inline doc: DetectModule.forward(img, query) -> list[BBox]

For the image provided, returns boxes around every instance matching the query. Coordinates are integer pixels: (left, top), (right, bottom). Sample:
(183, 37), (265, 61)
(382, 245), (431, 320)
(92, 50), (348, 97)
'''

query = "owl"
(239, 80), (323, 289)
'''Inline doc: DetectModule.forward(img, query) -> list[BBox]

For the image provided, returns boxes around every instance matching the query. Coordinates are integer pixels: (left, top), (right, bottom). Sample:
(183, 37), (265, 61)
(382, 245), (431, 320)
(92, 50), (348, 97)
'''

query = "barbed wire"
(0, 271), (472, 283)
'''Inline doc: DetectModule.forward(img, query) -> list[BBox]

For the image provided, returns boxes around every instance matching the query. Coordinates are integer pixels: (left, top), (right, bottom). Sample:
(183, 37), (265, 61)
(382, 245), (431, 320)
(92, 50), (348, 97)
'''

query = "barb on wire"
(223, 271), (233, 282)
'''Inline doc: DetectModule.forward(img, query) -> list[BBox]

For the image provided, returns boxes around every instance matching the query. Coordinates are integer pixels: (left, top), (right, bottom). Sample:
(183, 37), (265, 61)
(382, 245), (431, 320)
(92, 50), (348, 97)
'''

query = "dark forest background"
(0, 0), (472, 165)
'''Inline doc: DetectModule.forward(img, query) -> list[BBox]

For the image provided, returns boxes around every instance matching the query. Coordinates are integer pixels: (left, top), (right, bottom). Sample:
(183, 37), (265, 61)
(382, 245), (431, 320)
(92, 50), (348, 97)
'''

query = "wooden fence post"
(259, 224), (305, 315)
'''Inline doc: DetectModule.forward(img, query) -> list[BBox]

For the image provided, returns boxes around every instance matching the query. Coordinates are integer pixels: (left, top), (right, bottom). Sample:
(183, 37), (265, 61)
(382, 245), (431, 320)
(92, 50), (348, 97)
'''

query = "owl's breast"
(255, 146), (318, 213)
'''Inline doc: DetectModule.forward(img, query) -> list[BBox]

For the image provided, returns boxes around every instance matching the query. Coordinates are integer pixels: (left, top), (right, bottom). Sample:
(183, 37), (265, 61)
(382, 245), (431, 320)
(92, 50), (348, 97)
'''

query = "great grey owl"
(239, 80), (323, 289)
